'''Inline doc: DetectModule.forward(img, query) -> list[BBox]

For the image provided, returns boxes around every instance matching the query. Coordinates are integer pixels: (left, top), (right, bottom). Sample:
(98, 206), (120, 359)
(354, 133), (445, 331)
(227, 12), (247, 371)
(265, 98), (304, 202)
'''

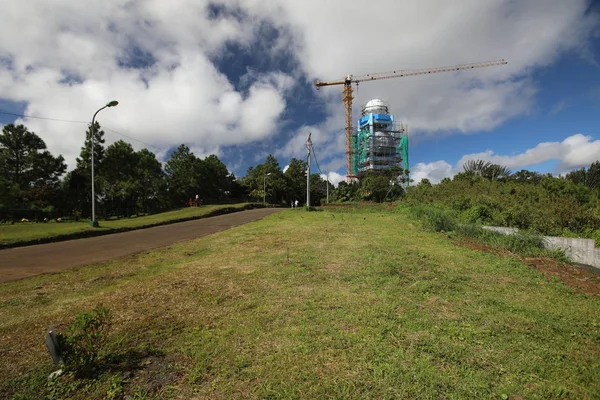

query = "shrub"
(72, 210), (82, 222)
(56, 305), (113, 371)
(462, 204), (491, 224)
(410, 206), (456, 232)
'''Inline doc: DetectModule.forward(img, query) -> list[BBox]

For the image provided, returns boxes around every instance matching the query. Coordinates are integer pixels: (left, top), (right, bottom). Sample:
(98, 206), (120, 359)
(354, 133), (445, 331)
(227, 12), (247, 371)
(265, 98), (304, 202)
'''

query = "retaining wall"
(482, 226), (600, 269)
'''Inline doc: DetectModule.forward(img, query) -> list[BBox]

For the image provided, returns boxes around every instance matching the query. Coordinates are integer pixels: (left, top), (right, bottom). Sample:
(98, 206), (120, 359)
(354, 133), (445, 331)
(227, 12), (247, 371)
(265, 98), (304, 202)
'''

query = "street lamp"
(89, 100), (118, 227)
(263, 173), (272, 207)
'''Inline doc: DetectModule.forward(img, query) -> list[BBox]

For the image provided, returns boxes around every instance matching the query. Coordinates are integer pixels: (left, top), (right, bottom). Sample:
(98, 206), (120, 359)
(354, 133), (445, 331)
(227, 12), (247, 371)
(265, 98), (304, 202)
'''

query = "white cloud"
(0, 0), (290, 169)
(413, 133), (600, 183)
(321, 172), (345, 187)
(239, 0), (597, 132)
(0, 0), (598, 176)
(411, 161), (454, 184)
(457, 134), (600, 171)
(261, 0), (598, 177)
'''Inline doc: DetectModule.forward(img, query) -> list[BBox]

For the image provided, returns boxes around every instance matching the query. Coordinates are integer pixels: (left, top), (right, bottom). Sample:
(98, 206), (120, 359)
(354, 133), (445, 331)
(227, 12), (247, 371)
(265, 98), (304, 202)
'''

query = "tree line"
(0, 123), (333, 222)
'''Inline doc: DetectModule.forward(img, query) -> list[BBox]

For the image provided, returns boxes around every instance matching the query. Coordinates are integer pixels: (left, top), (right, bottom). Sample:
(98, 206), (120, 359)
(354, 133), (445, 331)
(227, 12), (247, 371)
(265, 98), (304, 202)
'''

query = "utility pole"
(306, 132), (312, 208)
(326, 173), (329, 204)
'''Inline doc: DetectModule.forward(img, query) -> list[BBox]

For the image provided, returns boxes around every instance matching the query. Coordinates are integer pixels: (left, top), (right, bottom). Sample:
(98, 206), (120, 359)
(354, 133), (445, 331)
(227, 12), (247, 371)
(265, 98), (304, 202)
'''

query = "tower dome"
(362, 99), (389, 116)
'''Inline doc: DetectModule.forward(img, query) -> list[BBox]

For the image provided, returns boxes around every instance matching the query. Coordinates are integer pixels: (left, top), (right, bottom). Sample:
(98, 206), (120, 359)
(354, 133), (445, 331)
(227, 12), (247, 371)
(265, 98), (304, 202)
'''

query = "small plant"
(72, 210), (82, 222)
(55, 305), (113, 371)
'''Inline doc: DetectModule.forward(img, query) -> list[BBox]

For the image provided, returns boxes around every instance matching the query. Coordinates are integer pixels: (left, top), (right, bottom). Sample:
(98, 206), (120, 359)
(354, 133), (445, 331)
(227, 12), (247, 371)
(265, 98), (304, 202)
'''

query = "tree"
(100, 140), (139, 216)
(77, 122), (106, 171)
(309, 173), (328, 205)
(588, 161), (600, 190)
(463, 159), (512, 181)
(135, 149), (166, 213)
(202, 154), (232, 202)
(241, 154), (287, 204)
(358, 171), (391, 202)
(567, 161), (600, 190)
(165, 144), (201, 206)
(512, 169), (544, 184)
(418, 178), (432, 188)
(284, 158), (307, 204)
(0, 124), (66, 210)
(61, 122), (108, 218)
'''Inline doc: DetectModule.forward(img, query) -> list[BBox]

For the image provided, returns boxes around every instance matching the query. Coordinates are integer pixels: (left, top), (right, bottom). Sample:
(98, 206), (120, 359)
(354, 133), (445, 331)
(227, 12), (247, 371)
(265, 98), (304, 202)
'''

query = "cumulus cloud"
(0, 0), (291, 169)
(261, 0), (598, 178)
(239, 0), (597, 134)
(413, 133), (600, 183)
(321, 172), (345, 187)
(411, 161), (454, 184)
(0, 0), (598, 176)
(457, 134), (600, 171)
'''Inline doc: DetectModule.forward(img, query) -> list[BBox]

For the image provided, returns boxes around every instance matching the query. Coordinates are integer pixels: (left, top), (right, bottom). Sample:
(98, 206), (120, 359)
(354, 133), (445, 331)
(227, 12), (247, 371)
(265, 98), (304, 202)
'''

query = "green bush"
(462, 204), (491, 224)
(410, 206), (456, 232)
(56, 305), (113, 371)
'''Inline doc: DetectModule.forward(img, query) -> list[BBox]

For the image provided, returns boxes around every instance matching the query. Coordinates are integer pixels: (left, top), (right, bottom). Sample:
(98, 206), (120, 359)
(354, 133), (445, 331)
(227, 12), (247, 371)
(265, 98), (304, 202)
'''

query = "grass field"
(1, 207), (599, 399)
(0, 203), (251, 247)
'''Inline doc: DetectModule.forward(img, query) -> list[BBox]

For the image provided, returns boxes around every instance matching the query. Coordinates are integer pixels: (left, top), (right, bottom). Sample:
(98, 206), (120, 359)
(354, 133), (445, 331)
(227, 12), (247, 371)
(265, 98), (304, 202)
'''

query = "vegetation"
(241, 155), (332, 206)
(408, 205), (567, 260)
(404, 160), (600, 242)
(0, 203), (253, 246)
(1, 208), (598, 399)
(0, 123), (333, 225)
(330, 169), (405, 203)
(56, 305), (113, 372)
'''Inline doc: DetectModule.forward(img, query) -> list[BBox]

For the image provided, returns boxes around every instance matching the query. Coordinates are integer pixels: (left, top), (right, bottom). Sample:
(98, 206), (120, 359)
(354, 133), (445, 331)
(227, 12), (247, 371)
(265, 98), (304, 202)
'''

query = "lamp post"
(89, 100), (118, 227)
(263, 173), (271, 207)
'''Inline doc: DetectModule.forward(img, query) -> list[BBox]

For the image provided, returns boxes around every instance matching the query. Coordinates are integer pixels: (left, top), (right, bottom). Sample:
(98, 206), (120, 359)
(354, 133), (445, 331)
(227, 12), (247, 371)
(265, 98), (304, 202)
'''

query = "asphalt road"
(0, 208), (283, 283)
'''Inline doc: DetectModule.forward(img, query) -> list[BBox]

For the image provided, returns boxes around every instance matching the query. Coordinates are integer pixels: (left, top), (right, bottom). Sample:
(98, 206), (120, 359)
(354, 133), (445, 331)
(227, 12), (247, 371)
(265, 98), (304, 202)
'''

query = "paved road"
(0, 208), (283, 283)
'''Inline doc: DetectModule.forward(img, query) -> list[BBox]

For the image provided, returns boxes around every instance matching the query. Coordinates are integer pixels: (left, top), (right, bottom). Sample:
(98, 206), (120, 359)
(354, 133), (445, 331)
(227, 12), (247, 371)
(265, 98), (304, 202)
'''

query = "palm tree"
(463, 159), (512, 181)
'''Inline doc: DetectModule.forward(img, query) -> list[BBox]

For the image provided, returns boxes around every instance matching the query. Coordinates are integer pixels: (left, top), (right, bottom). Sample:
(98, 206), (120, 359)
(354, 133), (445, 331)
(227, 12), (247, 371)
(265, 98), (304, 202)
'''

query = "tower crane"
(315, 59), (508, 179)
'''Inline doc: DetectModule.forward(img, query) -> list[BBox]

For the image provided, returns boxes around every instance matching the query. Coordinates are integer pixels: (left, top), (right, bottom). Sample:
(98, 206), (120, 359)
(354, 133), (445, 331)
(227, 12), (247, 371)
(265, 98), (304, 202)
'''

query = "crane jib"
(312, 59), (508, 180)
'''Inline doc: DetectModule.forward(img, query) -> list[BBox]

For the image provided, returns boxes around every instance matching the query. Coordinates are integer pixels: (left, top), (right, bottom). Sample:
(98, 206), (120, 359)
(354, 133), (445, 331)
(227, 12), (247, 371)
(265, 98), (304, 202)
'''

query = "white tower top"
(362, 99), (389, 116)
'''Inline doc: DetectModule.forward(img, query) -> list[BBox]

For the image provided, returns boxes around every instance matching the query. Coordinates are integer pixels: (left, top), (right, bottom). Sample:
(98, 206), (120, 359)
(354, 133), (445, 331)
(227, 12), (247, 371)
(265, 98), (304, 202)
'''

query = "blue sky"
(1, 0), (599, 185)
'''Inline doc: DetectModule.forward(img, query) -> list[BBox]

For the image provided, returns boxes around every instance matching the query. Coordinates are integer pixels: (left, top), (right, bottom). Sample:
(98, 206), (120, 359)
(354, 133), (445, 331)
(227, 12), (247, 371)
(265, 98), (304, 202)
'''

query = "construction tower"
(352, 99), (409, 186)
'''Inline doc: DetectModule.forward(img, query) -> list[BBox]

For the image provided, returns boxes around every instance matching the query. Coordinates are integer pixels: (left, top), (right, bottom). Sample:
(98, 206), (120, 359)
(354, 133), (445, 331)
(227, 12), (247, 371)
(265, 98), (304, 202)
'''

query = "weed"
(56, 305), (113, 372)
(410, 205), (457, 232)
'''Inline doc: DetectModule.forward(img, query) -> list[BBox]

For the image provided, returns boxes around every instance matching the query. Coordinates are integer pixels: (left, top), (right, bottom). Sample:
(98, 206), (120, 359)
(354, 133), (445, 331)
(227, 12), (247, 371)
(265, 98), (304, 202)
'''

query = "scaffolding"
(351, 100), (409, 187)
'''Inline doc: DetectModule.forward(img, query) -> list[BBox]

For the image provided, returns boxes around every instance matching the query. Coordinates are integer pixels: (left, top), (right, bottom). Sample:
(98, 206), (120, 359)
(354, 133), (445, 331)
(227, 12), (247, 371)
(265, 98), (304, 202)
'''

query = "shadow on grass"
(73, 348), (165, 379)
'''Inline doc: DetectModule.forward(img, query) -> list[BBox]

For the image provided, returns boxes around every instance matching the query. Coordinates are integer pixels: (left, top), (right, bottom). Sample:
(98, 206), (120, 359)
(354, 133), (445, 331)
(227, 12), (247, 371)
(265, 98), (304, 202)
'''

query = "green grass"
(0, 203), (252, 247)
(407, 205), (568, 260)
(0, 208), (599, 399)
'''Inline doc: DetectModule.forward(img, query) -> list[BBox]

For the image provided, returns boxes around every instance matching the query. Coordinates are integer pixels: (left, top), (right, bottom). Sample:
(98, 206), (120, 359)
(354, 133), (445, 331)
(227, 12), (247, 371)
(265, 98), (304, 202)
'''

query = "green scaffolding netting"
(352, 127), (409, 184)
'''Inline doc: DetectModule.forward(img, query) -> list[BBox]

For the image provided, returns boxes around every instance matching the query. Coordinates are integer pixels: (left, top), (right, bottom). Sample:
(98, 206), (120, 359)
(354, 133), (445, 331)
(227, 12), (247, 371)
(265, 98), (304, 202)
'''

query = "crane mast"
(315, 59), (508, 180)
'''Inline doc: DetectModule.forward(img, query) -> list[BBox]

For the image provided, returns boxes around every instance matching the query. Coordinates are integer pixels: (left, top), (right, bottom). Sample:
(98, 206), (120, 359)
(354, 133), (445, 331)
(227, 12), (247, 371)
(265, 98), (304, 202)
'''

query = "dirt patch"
(122, 353), (185, 397)
(456, 237), (600, 296)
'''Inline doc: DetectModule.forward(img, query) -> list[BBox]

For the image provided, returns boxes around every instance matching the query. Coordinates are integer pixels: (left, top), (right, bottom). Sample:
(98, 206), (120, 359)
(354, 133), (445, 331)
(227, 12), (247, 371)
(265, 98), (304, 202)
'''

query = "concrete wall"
(482, 226), (600, 270)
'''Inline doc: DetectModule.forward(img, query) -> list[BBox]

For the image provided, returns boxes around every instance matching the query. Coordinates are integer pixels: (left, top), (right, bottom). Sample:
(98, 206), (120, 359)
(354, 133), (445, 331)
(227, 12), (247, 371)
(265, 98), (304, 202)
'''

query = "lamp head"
(106, 100), (119, 107)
